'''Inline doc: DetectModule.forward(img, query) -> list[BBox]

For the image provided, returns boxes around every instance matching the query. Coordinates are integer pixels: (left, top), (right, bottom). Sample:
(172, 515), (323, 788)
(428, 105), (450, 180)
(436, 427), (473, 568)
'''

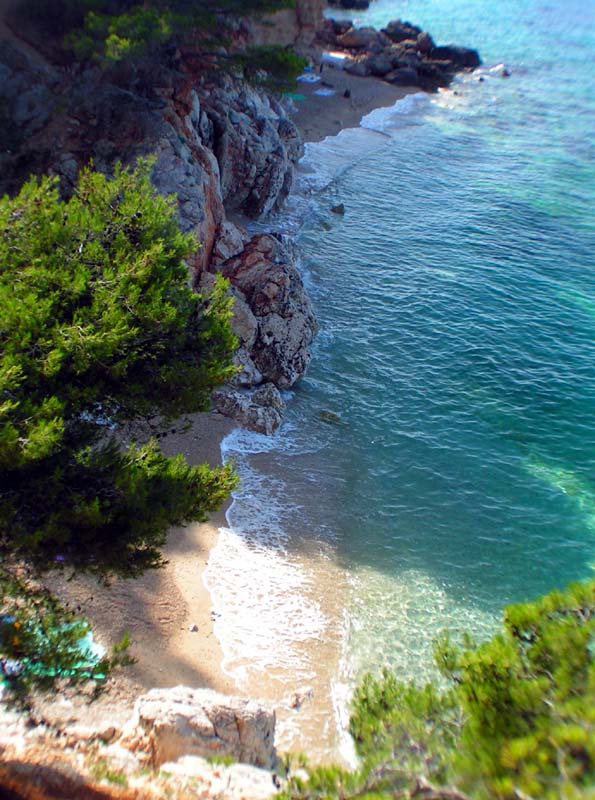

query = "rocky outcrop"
(212, 384), (286, 436)
(122, 687), (277, 770)
(0, 29), (316, 433)
(0, 687), (279, 799)
(216, 234), (318, 389)
(247, 0), (325, 50)
(317, 18), (481, 90)
(204, 232), (318, 433)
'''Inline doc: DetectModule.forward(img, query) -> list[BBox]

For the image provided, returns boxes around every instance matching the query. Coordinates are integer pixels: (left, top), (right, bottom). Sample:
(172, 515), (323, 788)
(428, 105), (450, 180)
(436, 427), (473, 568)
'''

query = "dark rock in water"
(319, 410), (342, 425)
(328, 0), (369, 8)
(331, 203), (346, 215)
(416, 60), (454, 90)
(416, 30), (435, 55)
(384, 67), (420, 86)
(382, 19), (422, 43)
(431, 45), (481, 68)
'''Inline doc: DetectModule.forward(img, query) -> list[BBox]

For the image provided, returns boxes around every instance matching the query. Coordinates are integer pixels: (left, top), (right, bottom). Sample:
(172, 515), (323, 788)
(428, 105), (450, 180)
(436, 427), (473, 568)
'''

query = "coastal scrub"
(0, 159), (237, 578)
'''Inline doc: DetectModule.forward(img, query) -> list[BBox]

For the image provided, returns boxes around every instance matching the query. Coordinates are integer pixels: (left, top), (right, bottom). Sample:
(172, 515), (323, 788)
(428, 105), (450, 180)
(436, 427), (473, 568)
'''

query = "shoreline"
(42, 69), (421, 755)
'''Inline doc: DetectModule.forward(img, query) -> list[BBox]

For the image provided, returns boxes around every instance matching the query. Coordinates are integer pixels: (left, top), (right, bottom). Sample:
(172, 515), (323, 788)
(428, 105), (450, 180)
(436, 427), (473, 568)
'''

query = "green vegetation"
(282, 578), (595, 800)
(0, 158), (237, 698)
(231, 45), (308, 90)
(0, 158), (237, 579)
(19, 0), (298, 66)
(0, 563), (133, 701)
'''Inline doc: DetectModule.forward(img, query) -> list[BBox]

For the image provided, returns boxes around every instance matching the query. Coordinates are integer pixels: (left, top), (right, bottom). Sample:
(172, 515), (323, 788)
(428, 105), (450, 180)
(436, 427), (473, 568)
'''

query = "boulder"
(431, 44), (481, 68)
(159, 756), (278, 800)
(123, 687), (277, 769)
(212, 384), (286, 435)
(382, 19), (422, 43)
(384, 67), (420, 86)
(344, 57), (372, 77)
(218, 234), (318, 389)
(212, 220), (248, 265)
(365, 51), (394, 77)
(337, 26), (383, 50)
(416, 30), (435, 55)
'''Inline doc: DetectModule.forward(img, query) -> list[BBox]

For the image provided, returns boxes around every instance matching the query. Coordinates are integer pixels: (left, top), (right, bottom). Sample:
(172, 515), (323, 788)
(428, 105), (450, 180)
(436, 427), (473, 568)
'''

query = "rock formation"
(0, 19), (317, 434)
(0, 687), (280, 799)
(123, 687), (277, 769)
(317, 17), (481, 90)
(247, 0), (325, 50)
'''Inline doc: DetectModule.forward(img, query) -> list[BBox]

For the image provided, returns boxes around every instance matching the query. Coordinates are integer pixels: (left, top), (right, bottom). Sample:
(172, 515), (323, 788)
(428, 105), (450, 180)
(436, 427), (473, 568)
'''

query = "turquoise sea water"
(206, 0), (595, 751)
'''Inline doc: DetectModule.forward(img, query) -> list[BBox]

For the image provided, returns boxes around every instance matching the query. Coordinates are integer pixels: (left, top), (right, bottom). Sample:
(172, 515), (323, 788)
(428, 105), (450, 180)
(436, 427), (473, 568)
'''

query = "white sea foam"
(204, 427), (328, 694)
(295, 92), (429, 198)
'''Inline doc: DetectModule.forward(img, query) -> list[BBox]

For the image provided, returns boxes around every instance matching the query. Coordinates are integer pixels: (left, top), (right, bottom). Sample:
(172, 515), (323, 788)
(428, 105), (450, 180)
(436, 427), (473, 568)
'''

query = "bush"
(0, 158), (237, 578)
(281, 578), (595, 799)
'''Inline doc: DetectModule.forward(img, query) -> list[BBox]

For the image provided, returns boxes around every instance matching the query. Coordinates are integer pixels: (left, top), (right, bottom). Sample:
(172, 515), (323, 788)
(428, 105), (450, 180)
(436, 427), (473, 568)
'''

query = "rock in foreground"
(123, 687), (277, 769)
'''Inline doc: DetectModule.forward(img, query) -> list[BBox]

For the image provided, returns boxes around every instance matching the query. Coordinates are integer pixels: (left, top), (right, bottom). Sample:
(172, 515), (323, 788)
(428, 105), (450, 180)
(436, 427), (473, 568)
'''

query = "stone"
(160, 756), (278, 800)
(365, 51), (394, 77)
(382, 19), (422, 43)
(212, 384), (286, 435)
(331, 203), (346, 215)
(287, 686), (314, 710)
(384, 67), (420, 86)
(430, 44), (481, 68)
(123, 687), (277, 769)
(344, 57), (372, 77)
(212, 220), (247, 265)
(218, 234), (318, 389)
(337, 26), (383, 50)
(416, 30), (435, 55)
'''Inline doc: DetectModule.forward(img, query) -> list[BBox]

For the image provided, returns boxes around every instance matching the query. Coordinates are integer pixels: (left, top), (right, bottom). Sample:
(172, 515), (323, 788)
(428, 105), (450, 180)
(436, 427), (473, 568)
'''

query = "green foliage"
(281, 578), (595, 800)
(233, 45), (308, 90)
(0, 159), (237, 577)
(18, 0), (296, 63)
(0, 563), (133, 702)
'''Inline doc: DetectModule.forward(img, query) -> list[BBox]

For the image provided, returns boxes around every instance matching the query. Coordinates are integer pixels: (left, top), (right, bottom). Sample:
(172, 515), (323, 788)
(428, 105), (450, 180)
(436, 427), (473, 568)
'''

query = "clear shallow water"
(206, 0), (595, 754)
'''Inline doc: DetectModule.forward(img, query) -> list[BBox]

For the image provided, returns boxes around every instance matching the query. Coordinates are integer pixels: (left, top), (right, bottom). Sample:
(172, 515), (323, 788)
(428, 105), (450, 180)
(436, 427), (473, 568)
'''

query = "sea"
(204, 0), (595, 760)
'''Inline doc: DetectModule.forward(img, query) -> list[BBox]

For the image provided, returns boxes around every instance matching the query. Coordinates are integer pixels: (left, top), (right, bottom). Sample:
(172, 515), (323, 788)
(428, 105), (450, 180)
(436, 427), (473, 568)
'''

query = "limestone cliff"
(246, 0), (325, 51)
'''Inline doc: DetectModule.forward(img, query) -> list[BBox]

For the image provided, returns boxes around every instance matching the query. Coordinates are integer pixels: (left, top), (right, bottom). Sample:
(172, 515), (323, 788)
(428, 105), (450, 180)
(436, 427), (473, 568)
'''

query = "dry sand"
(290, 64), (411, 142)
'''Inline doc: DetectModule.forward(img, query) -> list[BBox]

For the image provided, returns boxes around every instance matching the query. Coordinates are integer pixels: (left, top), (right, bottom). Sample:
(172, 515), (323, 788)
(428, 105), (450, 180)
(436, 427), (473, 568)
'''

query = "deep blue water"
(212, 0), (595, 713)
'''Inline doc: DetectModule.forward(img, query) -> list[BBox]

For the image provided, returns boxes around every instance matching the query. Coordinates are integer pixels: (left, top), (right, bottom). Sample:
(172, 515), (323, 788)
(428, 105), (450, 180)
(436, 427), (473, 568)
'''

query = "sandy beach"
(42, 66), (409, 754)
(291, 65), (410, 142)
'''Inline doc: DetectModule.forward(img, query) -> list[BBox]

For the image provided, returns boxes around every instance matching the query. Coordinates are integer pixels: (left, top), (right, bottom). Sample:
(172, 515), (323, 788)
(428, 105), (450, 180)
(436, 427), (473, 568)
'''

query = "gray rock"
(382, 19), (422, 43)
(431, 44), (481, 68)
(212, 384), (285, 435)
(344, 57), (372, 77)
(416, 30), (435, 55)
(337, 26), (383, 50)
(365, 52), (394, 77)
(384, 67), (420, 86)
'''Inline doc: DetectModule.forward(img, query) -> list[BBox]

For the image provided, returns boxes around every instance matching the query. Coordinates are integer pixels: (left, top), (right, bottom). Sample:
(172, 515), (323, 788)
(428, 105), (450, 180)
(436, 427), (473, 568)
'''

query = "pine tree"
(0, 158), (237, 578)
